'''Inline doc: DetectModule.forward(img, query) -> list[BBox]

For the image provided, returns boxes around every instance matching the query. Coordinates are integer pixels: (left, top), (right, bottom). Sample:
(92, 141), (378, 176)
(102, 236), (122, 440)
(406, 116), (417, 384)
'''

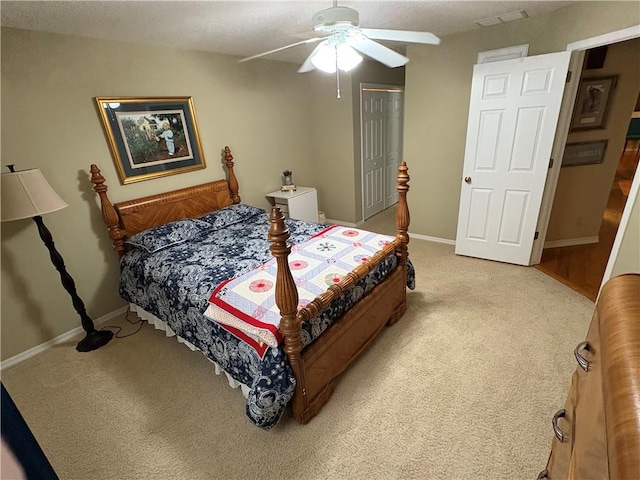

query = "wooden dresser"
(540, 273), (640, 480)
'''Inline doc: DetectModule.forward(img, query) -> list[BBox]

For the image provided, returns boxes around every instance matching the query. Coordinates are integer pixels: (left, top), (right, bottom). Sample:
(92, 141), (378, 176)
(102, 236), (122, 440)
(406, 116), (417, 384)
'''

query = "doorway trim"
(531, 25), (640, 273)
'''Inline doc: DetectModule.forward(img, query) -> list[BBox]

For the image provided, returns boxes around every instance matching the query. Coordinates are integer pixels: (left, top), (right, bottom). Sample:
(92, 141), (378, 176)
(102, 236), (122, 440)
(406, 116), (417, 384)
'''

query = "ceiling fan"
(239, 2), (440, 74)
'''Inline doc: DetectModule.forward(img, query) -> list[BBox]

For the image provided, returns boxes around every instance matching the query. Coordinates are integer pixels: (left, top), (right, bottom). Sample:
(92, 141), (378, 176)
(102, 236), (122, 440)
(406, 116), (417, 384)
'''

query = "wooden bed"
(90, 145), (411, 425)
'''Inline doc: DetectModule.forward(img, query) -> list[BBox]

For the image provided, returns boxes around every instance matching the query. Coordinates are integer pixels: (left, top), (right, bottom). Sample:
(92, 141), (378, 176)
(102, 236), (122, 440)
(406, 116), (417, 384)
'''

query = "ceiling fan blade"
(360, 28), (441, 45)
(297, 42), (326, 73)
(350, 38), (409, 68)
(239, 37), (324, 63)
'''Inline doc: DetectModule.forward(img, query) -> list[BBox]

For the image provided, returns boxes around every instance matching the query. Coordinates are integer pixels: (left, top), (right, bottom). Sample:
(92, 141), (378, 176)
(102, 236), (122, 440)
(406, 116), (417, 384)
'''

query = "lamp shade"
(311, 42), (363, 73)
(1, 169), (68, 222)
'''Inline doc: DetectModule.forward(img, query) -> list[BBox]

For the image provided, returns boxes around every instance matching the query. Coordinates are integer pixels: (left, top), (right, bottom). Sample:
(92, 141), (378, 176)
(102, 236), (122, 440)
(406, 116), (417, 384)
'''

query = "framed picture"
(95, 97), (206, 184)
(570, 76), (617, 131)
(562, 140), (608, 167)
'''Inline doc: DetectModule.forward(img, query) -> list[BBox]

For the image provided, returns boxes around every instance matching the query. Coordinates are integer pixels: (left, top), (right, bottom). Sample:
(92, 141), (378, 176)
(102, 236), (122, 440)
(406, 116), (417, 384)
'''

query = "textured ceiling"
(1, 1), (575, 64)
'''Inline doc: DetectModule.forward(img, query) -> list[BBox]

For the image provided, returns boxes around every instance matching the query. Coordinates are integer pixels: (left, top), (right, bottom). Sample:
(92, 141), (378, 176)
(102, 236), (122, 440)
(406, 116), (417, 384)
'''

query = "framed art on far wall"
(570, 76), (618, 131)
(562, 140), (608, 167)
(95, 97), (206, 184)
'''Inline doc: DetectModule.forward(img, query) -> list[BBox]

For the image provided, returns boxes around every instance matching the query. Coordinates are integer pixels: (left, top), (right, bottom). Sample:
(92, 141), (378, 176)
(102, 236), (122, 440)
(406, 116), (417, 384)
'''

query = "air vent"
(475, 10), (528, 28)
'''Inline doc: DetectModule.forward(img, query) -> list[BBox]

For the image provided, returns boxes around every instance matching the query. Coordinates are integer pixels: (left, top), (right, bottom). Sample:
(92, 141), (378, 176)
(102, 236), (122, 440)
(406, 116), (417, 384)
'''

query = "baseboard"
(326, 218), (358, 227)
(327, 218), (457, 246)
(544, 236), (599, 249)
(0, 306), (128, 371)
(409, 233), (456, 245)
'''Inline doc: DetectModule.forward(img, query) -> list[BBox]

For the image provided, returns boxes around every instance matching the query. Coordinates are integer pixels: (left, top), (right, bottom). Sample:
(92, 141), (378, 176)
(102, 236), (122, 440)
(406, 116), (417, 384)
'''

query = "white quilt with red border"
(204, 225), (394, 356)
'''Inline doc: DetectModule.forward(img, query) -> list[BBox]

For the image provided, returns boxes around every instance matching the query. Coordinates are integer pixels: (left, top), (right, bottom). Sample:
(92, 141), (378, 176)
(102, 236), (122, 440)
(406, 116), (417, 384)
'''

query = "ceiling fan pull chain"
(335, 44), (341, 98)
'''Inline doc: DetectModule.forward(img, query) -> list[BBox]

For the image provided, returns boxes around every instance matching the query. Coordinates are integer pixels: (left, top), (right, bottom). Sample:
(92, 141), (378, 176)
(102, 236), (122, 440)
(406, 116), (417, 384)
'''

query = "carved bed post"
(395, 161), (410, 265)
(388, 161), (410, 326)
(90, 164), (126, 257)
(223, 146), (241, 204)
(268, 207), (306, 418)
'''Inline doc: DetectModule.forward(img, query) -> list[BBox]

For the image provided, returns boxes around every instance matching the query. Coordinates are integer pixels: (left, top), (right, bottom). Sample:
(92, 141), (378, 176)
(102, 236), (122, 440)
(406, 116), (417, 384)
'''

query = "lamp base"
(76, 329), (114, 352)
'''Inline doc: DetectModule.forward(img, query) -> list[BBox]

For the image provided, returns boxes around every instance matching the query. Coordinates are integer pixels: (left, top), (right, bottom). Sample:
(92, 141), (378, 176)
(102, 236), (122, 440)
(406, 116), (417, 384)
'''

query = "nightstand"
(265, 187), (318, 223)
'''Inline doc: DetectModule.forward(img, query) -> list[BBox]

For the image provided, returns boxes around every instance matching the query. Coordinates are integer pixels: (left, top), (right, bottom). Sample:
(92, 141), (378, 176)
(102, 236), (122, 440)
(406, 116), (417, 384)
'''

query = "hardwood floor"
(535, 142), (639, 301)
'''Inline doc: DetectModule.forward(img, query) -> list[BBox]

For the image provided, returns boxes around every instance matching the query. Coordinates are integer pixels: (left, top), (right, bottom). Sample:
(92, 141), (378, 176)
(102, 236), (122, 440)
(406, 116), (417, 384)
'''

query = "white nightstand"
(265, 187), (318, 223)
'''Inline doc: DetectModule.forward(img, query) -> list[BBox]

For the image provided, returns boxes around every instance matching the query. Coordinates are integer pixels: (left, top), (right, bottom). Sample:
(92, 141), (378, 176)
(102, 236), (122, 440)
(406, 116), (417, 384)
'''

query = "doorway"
(535, 38), (640, 300)
(536, 137), (639, 300)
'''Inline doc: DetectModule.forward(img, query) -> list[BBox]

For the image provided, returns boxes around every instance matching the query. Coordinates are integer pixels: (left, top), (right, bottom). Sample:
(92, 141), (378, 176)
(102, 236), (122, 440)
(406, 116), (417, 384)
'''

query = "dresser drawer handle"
(574, 341), (590, 371)
(536, 469), (549, 480)
(552, 409), (566, 442)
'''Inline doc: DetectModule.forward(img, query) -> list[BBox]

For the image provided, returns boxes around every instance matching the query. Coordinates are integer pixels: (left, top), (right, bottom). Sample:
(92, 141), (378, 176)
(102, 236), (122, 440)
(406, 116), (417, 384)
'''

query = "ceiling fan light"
(336, 44), (362, 71)
(310, 42), (363, 73)
(310, 43), (338, 73)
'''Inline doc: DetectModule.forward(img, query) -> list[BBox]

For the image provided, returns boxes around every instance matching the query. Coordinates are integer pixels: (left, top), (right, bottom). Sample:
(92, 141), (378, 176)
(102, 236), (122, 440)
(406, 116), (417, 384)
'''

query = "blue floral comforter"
(119, 203), (415, 428)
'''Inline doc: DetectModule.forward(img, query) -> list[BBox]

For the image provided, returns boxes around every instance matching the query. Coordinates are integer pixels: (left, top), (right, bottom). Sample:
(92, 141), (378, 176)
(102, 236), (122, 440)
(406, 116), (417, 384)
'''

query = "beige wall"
(0, 28), (315, 360)
(547, 38), (640, 241)
(0, 28), (403, 360)
(403, 1), (640, 240)
(306, 72), (357, 222)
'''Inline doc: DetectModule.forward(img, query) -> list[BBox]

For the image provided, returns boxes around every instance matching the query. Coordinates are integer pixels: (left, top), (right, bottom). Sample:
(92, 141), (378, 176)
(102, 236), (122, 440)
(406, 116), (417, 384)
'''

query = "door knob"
(464, 176), (472, 184)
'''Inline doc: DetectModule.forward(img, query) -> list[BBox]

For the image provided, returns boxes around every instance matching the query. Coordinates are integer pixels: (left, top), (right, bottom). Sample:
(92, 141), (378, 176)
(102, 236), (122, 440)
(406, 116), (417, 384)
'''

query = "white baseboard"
(326, 220), (457, 245)
(544, 235), (599, 249)
(326, 218), (358, 227)
(0, 306), (128, 371)
(409, 233), (456, 245)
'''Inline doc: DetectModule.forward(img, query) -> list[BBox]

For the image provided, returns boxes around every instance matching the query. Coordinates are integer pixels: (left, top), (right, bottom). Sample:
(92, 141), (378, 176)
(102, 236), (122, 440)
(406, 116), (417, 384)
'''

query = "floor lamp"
(1, 166), (113, 352)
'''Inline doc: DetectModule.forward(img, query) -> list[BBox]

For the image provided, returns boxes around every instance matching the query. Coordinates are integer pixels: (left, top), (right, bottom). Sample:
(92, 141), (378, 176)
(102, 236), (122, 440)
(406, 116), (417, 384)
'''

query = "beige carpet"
(1, 209), (595, 480)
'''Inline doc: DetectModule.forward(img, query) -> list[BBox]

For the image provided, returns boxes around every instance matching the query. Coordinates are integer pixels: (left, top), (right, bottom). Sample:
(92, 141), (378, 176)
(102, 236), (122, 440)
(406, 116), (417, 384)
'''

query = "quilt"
(205, 226), (396, 356)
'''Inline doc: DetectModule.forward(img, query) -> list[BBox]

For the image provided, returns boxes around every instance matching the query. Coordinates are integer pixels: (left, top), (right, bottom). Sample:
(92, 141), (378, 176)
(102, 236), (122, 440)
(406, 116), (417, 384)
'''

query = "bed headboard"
(90, 146), (241, 256)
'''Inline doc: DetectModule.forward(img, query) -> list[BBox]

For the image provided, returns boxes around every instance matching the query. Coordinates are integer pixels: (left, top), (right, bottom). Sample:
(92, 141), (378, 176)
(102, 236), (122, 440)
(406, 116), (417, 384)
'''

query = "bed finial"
(90, 164), (126, 256)
(224, 146), (241, 204)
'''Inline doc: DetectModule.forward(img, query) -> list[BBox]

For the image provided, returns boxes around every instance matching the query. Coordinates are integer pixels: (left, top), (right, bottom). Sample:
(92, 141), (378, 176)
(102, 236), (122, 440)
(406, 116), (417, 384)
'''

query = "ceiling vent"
(475, 10), (528, 28)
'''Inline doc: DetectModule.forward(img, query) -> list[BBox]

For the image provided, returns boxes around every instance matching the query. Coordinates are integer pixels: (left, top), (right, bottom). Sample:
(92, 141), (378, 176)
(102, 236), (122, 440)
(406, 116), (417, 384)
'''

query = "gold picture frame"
(95, 97), (206, 184)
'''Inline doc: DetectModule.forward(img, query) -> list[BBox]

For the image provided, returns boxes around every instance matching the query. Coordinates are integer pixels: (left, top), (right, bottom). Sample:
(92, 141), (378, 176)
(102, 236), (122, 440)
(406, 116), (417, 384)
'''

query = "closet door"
(361, 85), (405, 221)
(362, 90), (385, 219)
(384, 91), (403, 208)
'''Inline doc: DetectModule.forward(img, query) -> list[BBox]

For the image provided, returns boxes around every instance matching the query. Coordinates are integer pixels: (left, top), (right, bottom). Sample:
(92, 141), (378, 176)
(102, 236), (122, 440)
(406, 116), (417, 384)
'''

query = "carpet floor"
(1, 211), (595, 480)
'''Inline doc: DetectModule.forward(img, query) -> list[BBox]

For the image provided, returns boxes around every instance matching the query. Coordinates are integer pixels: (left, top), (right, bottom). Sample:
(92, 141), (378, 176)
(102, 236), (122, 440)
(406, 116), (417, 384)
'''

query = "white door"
(362, 91), (385, 219)
(385, 91), (403, 208)
(455, 51), (571, 265)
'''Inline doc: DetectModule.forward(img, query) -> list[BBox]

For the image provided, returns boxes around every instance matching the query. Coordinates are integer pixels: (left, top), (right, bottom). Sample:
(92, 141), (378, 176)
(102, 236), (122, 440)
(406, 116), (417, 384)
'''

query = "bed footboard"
(269, 162), (410, 424)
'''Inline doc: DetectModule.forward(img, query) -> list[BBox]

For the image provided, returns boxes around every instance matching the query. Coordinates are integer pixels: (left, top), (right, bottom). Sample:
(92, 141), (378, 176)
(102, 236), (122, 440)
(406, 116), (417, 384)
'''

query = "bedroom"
(1, 1), (639, 478)
(1, 0), (638, 362)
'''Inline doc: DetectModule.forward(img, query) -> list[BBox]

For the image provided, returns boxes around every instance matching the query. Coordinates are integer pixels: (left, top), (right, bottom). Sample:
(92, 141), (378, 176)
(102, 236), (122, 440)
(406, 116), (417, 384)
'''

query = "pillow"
(198, 203), (265, 230)
(125, 219), (210, 253)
